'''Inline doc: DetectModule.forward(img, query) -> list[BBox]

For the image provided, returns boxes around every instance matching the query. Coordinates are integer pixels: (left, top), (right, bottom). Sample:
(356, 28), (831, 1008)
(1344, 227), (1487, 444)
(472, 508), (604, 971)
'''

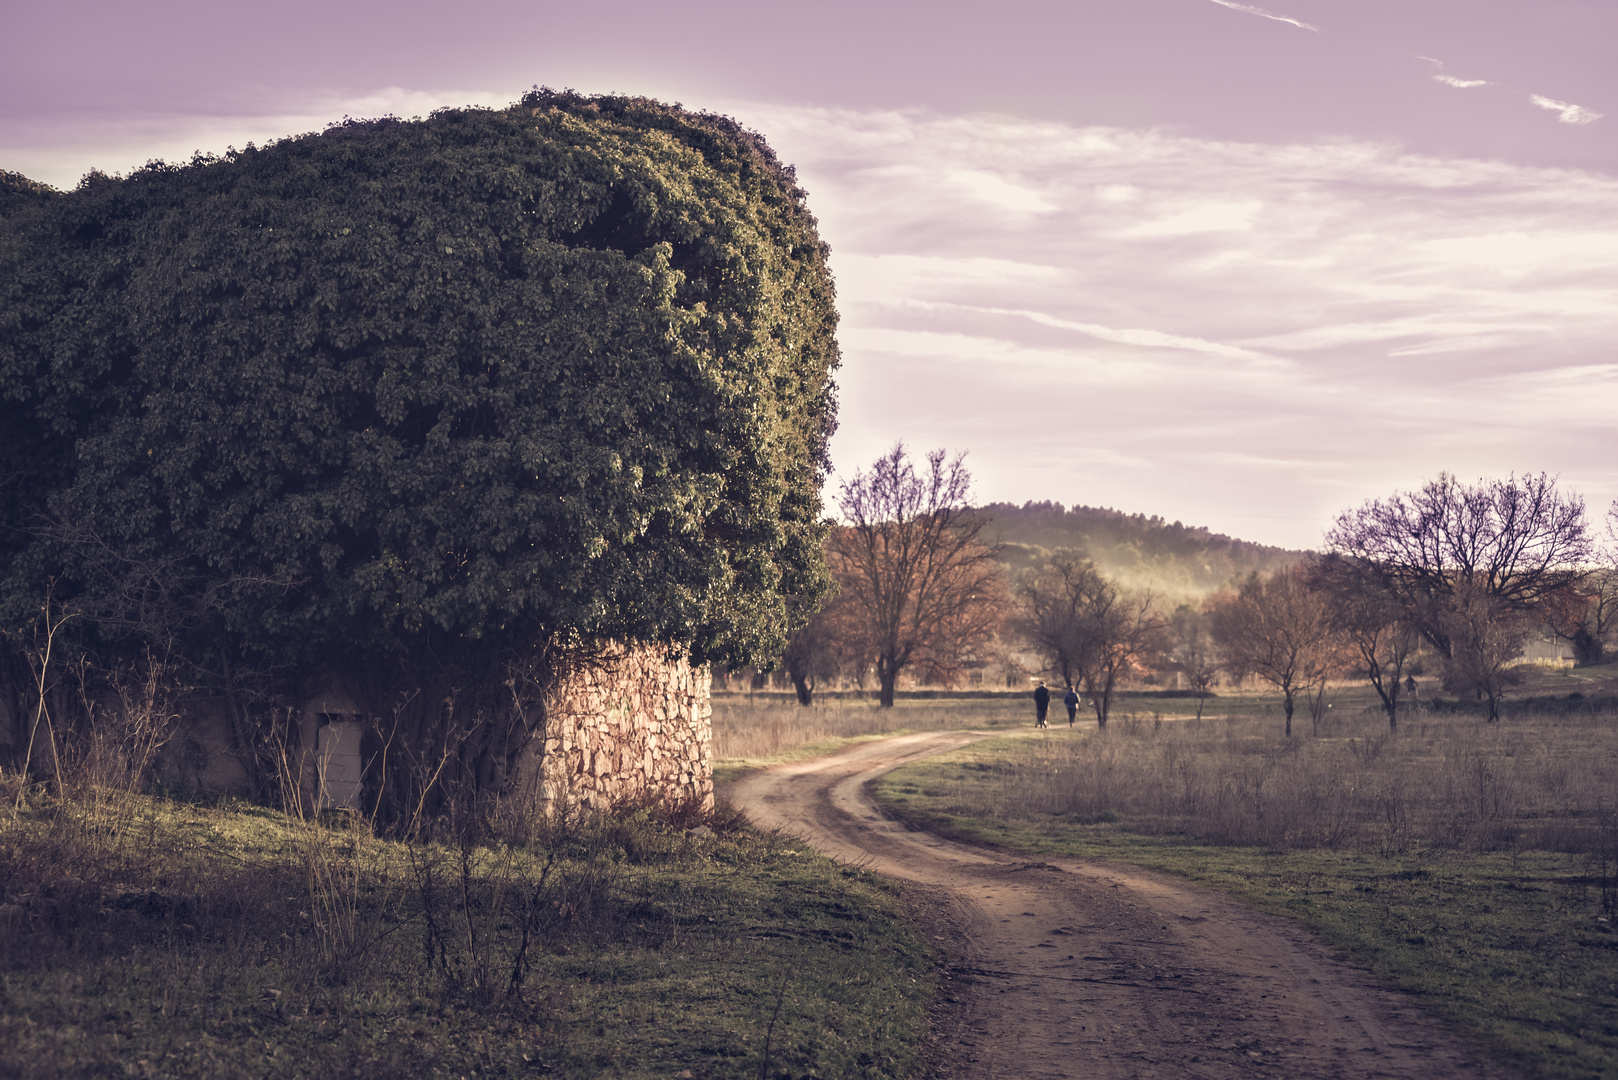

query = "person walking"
(1033, 682), (1050, 728)
(1064, 684), (1079, 726)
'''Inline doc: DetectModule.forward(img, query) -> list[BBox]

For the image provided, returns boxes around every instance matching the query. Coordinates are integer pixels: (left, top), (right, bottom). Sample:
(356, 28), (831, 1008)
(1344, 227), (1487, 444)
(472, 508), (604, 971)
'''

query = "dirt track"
(727, 731), (1512, 1080)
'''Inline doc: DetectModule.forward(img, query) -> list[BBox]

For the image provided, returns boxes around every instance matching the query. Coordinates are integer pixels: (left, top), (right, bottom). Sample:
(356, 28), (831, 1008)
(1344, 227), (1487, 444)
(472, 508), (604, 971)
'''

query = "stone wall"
(10, 643), (713, 817)
(533, 645), (713, 813)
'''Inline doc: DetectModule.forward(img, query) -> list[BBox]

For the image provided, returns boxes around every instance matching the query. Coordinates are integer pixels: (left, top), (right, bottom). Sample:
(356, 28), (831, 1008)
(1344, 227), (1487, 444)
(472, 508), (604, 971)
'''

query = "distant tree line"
(775, 453), (1618, 733)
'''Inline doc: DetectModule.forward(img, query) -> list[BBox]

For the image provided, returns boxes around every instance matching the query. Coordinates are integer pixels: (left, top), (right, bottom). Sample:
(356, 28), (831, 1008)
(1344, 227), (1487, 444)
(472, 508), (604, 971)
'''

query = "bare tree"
(1309, 555), (1421, 731)
(1324, 473), (1592, 719)
(779, 591), (860, 706)
(1012, 550), (1098, 691)
(1558, 501), (1618, 664)
(1208, 566), (1338, 737)
(1076, 587), (1167, 730)
(830, 445), (1005, 707)
(1013, 551), (1166, 728)
(1168, 604), (1220, 720)
(1560, 567), (1617, 665)
(1436, 581), (1528, 722)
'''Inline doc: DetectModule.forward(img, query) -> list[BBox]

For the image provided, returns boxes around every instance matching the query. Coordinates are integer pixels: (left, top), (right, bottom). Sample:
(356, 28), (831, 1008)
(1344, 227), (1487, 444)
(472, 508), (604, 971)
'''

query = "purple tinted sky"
(4, 0), (1615, 548)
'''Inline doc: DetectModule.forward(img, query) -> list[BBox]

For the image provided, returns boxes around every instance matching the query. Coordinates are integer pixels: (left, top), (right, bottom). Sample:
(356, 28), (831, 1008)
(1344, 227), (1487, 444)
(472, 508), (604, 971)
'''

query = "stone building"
(132, 645), (712, 818)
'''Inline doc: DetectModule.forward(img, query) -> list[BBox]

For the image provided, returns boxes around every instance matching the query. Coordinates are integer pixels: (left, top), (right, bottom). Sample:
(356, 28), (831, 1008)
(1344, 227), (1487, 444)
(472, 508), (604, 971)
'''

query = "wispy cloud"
(746, 104), (1618, 546)
(915, 301), (1284, 365)
(1418, 56), (1489, 90)
(1530, 94), (1604, 125)
(0, 86), (515, 189)
(1207, 0), (1319, 32)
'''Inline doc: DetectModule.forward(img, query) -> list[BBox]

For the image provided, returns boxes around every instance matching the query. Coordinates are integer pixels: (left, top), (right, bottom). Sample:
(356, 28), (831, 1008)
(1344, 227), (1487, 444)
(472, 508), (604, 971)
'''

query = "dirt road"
(728, 731), (1510, 1080)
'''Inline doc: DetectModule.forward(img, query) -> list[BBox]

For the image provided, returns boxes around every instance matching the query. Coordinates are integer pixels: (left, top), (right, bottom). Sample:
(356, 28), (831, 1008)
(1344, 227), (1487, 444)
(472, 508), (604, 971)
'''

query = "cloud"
(1530, 94), (1604, 125)
(1417, 56), (1488, 90)
(895, 301), (1284, 365)
(1207, 0), (1319, 32)
(946, 169), (1057, 214)
(13, 94), (1616, 548)
(744, 104), (1618, 546)
(0, 86), (515, 189)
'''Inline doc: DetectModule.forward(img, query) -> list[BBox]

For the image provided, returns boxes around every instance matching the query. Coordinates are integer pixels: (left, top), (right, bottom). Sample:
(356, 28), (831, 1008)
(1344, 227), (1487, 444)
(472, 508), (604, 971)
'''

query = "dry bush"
(937, 703), (1618, 859)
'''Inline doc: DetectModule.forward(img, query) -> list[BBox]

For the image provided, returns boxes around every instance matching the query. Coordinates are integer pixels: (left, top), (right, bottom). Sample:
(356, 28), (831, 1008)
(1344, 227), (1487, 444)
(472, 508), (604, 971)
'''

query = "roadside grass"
(872, 696), (1618, 1080)
(0, 782), (933, 1079)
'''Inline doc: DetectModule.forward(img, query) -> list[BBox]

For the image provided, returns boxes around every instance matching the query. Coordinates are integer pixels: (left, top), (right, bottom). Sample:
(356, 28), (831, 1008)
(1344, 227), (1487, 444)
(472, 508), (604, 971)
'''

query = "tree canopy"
(829, 445), (1003, 707)
(1, 92), (839, 713)
(1323, 473), (1590, 656)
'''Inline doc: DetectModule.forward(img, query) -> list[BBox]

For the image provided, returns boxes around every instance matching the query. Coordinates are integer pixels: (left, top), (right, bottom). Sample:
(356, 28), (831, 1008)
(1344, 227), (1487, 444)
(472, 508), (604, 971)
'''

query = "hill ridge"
(977, 499), (1305, 599)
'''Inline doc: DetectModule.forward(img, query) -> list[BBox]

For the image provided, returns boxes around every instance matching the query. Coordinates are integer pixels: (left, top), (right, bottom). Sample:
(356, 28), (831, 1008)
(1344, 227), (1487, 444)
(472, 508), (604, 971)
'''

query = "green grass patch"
(0, 788), (933, 1078)
(875, 731), (1618, 1080)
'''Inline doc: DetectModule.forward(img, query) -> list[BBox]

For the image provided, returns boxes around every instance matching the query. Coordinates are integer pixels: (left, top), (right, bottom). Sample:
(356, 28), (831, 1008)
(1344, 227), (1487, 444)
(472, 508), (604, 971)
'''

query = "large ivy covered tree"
(0, 92), (839, 804)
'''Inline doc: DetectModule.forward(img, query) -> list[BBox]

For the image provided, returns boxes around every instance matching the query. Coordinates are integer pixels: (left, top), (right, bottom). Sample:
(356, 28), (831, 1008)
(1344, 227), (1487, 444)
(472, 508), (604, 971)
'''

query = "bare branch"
(830, 444), (1004, 706)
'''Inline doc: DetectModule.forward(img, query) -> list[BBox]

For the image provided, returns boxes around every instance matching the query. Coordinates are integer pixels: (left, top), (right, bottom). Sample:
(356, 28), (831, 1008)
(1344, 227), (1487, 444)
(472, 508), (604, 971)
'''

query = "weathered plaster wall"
(534, 646), (713, 813)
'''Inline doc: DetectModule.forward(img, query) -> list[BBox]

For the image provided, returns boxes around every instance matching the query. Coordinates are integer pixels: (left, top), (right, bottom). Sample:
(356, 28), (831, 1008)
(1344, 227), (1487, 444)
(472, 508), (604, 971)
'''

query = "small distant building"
(1517, 631), (1575, 667)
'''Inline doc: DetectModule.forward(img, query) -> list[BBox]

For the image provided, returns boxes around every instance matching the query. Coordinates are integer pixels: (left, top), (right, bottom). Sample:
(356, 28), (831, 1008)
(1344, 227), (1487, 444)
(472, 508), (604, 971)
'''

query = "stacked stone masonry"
(101, 643), (713, 816)
(537, 645), (714, 813)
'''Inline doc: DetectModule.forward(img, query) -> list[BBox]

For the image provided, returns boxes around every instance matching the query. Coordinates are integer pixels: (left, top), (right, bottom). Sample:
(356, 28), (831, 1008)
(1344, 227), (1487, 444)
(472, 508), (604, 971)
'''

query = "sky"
(4, 0), (1615, 550)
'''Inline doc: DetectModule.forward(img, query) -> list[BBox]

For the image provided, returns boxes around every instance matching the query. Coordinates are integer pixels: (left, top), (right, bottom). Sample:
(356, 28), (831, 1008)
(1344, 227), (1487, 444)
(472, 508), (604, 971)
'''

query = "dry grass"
(0, 776), (934, 1079)
(711, 692), (1031, 768)
(874, 681), (1618, 1080)
(888, 701), (1618, 866)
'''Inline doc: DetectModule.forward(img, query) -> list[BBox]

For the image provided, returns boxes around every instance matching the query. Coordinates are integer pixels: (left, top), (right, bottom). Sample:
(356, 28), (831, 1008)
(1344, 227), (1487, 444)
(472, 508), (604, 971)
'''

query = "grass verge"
(874, 724), (1618, 1080)
(0, 786), (932, 1079)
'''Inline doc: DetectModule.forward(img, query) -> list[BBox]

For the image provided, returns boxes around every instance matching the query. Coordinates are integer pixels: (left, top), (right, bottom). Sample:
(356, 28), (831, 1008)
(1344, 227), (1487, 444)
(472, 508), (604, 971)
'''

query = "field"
(7, 669), (1614, 1079)
(711, 691), (1030, 780)
(0, 780), (932, 1079)
(859, 665), (1618, 1080)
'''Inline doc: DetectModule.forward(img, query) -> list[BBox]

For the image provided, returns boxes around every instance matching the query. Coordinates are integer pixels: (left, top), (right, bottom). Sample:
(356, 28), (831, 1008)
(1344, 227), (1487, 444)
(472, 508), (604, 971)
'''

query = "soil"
(726, 731), (1517, 1080)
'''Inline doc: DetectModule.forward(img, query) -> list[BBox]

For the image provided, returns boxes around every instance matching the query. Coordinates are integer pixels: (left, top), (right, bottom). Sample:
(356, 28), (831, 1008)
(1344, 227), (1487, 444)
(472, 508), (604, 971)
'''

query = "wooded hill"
(979, 501), (1303, 600)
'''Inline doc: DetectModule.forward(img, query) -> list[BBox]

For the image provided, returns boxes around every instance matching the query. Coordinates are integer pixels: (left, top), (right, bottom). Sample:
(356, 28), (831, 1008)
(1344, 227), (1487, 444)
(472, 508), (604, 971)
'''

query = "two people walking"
(1033, 682), (1082, 727)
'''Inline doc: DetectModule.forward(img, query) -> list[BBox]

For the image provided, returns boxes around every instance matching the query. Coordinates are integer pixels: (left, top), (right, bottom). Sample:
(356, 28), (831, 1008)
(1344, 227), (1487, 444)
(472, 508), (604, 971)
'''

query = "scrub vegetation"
(872, 678), (1618, 1080)
(0, 773), (932, 1079)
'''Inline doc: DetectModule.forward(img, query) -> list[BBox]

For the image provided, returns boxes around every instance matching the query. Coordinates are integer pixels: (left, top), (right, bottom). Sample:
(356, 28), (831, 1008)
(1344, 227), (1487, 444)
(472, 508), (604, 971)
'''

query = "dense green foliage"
(0, 93), (838, 729)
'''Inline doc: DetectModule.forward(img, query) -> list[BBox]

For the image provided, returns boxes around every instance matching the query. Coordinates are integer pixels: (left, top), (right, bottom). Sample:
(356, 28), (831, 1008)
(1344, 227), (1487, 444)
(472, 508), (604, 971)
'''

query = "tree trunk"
(1282, 688), (1294, 737)
(1368, 663), (1401, 733)
(880, 650), (906, 709)
(1087, 671), (1115, 729)
(790, 671), (814, 707)
(1306, 681), (1329, 737)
